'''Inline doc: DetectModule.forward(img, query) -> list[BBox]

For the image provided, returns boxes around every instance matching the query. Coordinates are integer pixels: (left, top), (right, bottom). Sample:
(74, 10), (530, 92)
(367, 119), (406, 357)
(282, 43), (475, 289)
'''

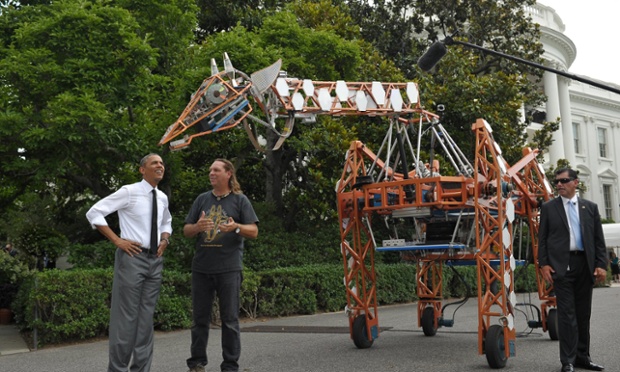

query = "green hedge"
(154, 270), (193, 331)
(13, 263), (541, 347)
(13, 269), (112, 344)
(13, 269), (192, 344)
(255, 264), (351, 316)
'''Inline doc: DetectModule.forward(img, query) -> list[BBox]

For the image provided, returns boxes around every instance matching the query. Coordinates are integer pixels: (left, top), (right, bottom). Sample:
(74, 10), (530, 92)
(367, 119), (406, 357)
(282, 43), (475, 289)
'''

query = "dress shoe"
(561, 364), (574, 372)
(575, 361), (604, 371)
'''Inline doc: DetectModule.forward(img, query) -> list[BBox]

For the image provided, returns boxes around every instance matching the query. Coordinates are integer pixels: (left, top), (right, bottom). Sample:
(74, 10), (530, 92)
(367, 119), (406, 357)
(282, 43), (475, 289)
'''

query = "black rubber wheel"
(547, 308), (559, 341)
(485, 324), (507, 369)
(352, 315), (374, 349)
(421, 306), (437, 336)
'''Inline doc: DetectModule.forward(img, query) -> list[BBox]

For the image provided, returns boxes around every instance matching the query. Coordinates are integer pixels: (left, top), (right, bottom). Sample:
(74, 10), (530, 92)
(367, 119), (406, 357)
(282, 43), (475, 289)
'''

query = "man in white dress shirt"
(86, 153), (172, 372)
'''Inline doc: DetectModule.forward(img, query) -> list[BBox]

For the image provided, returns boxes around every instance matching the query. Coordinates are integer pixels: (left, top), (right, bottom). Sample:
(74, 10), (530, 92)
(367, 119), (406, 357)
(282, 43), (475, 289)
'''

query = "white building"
(528, 2), (620, 222)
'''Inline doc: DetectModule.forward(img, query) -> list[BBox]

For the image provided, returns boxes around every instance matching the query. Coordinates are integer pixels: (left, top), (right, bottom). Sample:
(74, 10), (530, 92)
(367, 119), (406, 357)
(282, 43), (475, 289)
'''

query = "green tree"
(193, 0), (289, 41)
(172, 4), (414, 230)
(0, 0), (196, 251)
(0, 192), (69, 269)
(114, 0), (198, 75)
(171, 11), (366, 226)
(0, 0), (555, 272)
(0, 1), (156, 204)
(347, 0), (423, 78)
(348, 0), (547, 164)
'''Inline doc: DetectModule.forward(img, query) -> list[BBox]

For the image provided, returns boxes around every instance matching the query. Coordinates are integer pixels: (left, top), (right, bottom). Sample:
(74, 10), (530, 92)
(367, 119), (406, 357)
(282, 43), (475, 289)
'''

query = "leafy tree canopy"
(0, 0), (551, 270)
(0, 0), (197, 252)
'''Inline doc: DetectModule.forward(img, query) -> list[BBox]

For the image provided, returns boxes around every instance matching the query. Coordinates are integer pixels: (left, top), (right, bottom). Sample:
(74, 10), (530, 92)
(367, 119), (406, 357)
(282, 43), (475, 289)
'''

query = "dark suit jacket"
(538, 196), (607, 281)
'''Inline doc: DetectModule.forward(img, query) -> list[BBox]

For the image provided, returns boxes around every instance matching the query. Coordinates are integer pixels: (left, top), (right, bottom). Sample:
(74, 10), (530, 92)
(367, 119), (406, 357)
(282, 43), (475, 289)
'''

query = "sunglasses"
(553, 177), (575, 185)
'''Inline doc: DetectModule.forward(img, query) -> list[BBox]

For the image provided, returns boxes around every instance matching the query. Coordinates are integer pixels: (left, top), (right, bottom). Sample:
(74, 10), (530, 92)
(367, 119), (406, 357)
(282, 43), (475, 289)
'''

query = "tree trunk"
(264, 131), (285, 211)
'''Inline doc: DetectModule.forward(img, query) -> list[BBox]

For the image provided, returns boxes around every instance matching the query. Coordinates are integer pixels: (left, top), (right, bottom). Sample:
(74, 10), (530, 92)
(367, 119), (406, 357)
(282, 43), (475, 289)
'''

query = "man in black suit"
(538, 168), (607, 372)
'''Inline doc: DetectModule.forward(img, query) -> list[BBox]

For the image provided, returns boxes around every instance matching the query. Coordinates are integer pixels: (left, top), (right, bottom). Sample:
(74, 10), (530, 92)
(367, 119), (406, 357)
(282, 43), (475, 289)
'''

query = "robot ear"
(250, 59), (283, 99)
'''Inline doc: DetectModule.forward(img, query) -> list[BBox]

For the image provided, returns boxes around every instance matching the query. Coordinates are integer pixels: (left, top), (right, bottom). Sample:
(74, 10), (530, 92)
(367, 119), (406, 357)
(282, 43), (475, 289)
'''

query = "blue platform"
(376, 243), (467, 252)
(446, 259), (528, 267)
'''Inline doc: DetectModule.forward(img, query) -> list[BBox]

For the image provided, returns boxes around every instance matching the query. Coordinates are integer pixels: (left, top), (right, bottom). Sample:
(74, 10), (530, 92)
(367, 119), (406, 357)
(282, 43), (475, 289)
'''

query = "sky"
(537, 0), (620, 86)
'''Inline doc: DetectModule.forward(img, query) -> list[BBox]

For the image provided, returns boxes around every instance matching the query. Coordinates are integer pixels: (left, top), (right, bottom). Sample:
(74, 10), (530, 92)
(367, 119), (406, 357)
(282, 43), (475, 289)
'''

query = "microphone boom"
(417, 41), (447, 72)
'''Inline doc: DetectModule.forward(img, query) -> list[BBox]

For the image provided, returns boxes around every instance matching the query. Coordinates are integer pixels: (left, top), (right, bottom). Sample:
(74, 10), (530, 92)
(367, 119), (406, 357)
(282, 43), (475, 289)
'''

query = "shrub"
(0, 252), (33, 308)
(14, 269), (112, 344)
(68, 211), (196, 272)
(155, 270), (193, 331)
(0, 283), (18, 309)
(257, 266), (320, 316)
(13, 268), (195, 345)
(243, 202), (342, 270)
(244, 229), (342, 271)
(13, 226), (69, 269)
(240, 269), (261, 318)
(10, 261), (539, 347)
(66, 241), (116, 269)
(514, 264), (538, 293)
(444, 265), (478, 299)
(375, 263), (418, 303)
(0, 251), (33, 285)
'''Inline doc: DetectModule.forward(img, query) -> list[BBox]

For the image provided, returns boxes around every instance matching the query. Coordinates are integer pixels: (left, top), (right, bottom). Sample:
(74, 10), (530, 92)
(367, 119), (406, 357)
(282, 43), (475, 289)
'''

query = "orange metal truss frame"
(336, 118), (555, 363)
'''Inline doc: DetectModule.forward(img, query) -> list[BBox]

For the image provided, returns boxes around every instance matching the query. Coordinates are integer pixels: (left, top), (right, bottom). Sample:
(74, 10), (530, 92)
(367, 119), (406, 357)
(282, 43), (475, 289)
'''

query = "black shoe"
(562, 364), (574, 372)
(575, 361), (604, 371)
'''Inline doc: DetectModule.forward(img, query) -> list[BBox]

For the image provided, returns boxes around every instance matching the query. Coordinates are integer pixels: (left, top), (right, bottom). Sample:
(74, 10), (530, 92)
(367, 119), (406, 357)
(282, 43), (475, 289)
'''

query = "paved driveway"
(1, 286), (619, 371)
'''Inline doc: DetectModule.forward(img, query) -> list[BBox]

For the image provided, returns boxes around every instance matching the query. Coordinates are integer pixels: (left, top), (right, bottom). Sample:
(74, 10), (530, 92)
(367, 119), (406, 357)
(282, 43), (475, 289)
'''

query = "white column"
(612, 121), (620, 221)
(557, 76), (575, 164)
(544, 70), (565, 162)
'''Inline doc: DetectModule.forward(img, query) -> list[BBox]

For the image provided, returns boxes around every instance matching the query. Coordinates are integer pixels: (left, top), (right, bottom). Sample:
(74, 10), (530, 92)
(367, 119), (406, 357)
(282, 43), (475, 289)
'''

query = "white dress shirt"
(86, 179), (172, 247)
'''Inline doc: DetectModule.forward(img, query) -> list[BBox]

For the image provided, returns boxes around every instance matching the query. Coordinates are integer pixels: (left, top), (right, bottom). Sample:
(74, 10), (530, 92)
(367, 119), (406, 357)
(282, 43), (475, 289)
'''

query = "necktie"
(568, 201), (583, 250)
(150, 189), (158, 252)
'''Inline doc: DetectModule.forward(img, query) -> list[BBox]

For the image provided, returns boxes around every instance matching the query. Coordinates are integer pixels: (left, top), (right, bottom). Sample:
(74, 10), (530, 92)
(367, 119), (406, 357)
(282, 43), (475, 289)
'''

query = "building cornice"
(570, 87), (620, 111)
(540, 31), (576, 67)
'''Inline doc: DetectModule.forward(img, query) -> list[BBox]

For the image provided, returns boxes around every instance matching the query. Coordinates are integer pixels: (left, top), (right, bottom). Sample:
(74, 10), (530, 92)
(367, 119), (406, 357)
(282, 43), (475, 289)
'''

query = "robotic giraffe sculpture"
(159, 54), (556, 369)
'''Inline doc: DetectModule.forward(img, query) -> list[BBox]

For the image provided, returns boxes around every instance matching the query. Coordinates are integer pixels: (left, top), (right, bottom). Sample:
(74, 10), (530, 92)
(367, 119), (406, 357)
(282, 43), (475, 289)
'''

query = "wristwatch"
(235, 224), (241, 234)
(162, 237), (170, 245)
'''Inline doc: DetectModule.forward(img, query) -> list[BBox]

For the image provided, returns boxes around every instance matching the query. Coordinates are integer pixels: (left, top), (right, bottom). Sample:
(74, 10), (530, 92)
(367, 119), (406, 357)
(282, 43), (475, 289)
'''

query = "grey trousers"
(108, 249), (163, 372)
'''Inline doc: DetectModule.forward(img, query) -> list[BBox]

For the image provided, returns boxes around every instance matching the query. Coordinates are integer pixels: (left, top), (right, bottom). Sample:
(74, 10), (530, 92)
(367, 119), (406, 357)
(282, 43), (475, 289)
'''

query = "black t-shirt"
(185, 191), (259, 274)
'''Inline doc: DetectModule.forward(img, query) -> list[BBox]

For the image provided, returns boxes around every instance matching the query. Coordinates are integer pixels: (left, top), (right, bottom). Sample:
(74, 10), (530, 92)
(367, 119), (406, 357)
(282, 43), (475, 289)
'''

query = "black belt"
(569, 250), (584, 256)
(140, 247), (157, 256)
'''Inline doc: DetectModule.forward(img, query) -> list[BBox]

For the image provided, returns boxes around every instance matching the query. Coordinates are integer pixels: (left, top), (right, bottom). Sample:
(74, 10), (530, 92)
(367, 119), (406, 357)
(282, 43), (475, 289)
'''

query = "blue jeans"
(187, 271), (241, 372)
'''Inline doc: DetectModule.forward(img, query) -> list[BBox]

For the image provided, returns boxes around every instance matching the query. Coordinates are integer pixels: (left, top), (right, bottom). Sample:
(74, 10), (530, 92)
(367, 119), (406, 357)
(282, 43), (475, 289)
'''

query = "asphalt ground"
(1, 285), (619, 372)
